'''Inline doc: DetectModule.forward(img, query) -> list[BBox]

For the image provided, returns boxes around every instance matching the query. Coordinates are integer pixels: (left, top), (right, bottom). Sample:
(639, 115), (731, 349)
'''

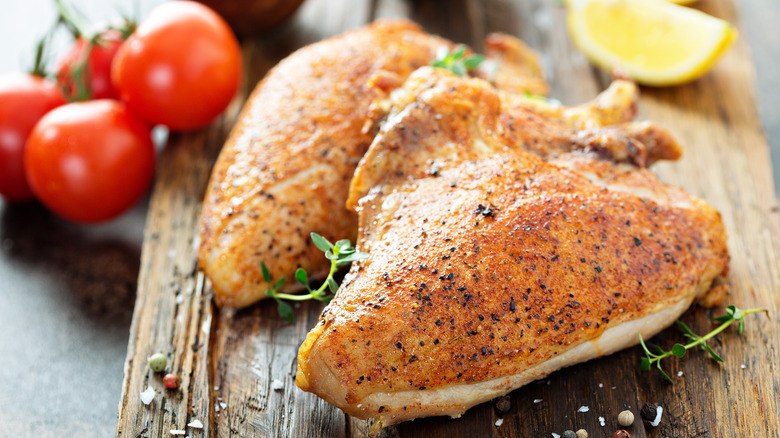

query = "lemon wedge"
(566, 0), (737, 86)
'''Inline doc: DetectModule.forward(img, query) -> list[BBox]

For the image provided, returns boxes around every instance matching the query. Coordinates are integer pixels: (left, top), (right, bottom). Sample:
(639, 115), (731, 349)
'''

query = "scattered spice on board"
(618, 410), (634, 427)
(163, 373), (181, 389)
(148, 353), (167, 373)
(494, 395), (511, 414)
(140, 386), (155, 405)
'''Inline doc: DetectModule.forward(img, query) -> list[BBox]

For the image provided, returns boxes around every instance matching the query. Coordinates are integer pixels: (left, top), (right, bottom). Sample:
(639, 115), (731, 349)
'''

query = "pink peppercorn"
(163, 373), (181, 389)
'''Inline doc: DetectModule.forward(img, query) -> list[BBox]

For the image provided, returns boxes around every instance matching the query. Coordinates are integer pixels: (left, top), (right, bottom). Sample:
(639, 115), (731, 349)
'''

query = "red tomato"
(111, 1), (242, 131)
(58, 30), (125, 101)
(24, 100), (155, 223)
(0, 73), (66, 202)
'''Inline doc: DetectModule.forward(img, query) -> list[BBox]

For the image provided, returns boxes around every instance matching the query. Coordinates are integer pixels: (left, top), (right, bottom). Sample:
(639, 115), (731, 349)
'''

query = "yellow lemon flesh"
(566, 0), (737, 86)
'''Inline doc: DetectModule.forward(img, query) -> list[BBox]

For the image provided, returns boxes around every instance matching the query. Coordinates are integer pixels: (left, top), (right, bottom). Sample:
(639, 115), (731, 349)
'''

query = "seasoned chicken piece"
(476, 33), (549, 96)
(198, 20), (547, 308)
(296, 69), (728, 426)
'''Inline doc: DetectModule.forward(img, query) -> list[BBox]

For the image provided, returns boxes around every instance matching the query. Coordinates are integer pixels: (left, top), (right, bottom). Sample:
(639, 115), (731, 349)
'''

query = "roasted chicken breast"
(198, 20), (547, 308)
(296, 68), (729, 426)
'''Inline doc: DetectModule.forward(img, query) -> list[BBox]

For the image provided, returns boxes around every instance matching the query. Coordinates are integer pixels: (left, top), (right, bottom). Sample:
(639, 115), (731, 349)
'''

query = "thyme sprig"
(261, 233), (368, 322)
(639, 305), (767, 383)
(432, 44), (485, 76)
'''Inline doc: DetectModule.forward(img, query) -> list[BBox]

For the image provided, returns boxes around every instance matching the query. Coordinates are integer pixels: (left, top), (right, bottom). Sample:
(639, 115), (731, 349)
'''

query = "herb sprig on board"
(261, 233), (368, 322)
(638, 305), (767, 382)
(431, 44), (485, 76)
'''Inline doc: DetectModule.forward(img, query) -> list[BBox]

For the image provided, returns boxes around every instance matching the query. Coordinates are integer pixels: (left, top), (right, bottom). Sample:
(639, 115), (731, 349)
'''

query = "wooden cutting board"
(115, 0), (780, 436)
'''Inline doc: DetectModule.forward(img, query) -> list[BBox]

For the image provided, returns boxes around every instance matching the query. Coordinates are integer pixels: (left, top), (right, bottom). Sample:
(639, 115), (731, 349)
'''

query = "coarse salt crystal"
(677, 371), (684, 377)
(140, 386), (155, 405)
(577, 406), (589, 413)
(219, 402), (227, 409)
(271, 379), (284, 391)
(741, 364), (746, 369)
(552, 433), (561, 438)
(495, 418), (503, 427)
(201, 314), (212, 335)
(176, 294), (184, 304)
(188, 419), (203, 429)
(649, 406), (664, 427)
(598, 383), (603, 388)
(534, 399), (543, 404)
(599, 416), (605, 427)
(170, 430), (186, 435)
(214, 405), (220, 412)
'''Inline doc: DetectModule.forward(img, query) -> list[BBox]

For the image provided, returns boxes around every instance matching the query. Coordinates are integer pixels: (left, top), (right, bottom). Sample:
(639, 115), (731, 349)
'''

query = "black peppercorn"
(641, 403), (659, 421)
(493, 395), (511, 414)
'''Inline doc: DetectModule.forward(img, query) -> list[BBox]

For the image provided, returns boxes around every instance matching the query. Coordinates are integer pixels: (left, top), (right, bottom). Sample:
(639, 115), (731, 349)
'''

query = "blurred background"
(0, 1), (163, 436)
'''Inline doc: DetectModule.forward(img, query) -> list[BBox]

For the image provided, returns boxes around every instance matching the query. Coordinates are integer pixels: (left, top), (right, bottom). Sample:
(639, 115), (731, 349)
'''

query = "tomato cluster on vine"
(0, 1), (242, 223)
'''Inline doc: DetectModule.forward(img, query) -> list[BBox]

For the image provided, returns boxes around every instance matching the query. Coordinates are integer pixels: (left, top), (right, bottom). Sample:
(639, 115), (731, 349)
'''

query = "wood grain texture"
(116, 0), (780, 437)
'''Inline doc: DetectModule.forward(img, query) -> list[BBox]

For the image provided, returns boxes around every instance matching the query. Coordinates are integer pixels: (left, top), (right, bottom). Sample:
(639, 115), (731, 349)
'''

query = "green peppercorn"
(148, 353), (167, 373)
(163, 373), (181, 389)
(562, 430), (576, 438)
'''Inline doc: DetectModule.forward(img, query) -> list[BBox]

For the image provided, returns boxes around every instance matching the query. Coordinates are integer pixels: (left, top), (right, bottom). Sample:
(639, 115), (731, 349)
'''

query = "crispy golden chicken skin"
(198, 20), (547, 308)
(296, 69), (728, 426)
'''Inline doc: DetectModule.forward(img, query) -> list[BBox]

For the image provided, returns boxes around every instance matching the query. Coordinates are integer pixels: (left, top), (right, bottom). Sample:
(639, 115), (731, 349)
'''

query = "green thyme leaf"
(336, 252), (369, 265)
(327, 277), (338, 293)
(261, 261), (272, 284)
(277, 300), (294, 323)
(657, 363), (673, 384)
(702, 343), (723, 362)
(311, 232), (334, 252)
(463, 54), (485, 70)
(431, 44), (486, 77)
(295, 268), (308, 287)
(671, 344), (686, 358)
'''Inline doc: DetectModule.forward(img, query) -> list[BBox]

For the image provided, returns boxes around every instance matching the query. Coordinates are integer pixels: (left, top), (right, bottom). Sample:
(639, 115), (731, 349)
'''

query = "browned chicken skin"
(296, 68), (728, 426)
(198, 20), (547, 308)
